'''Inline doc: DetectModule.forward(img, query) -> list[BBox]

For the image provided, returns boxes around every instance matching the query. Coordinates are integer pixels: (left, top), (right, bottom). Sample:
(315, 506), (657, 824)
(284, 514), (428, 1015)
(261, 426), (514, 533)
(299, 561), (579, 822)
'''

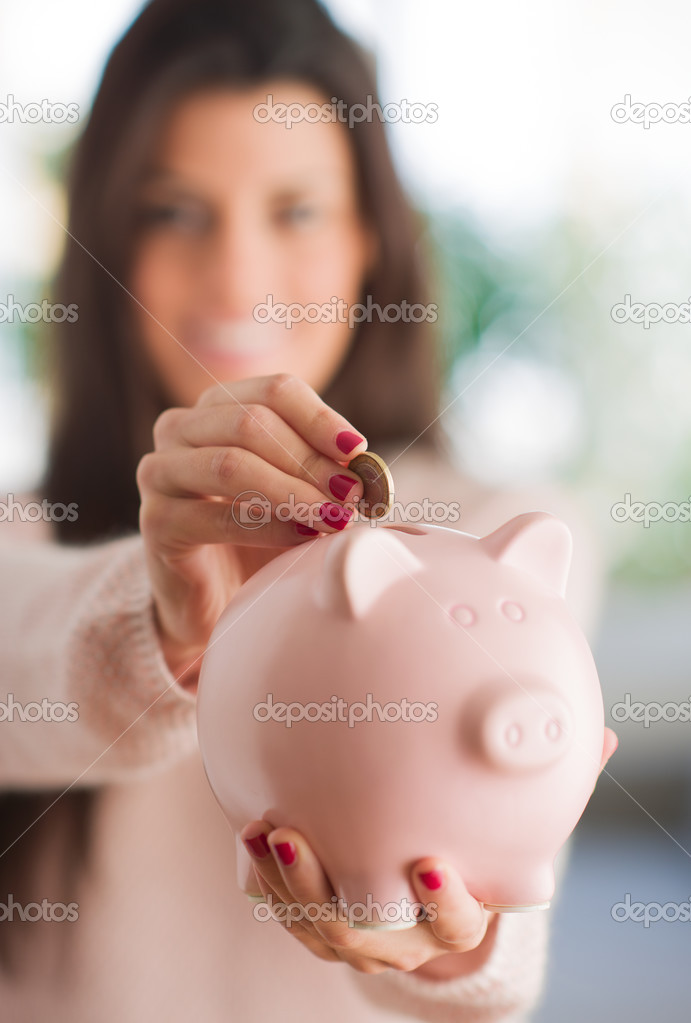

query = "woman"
(0, 0), (615, 1018)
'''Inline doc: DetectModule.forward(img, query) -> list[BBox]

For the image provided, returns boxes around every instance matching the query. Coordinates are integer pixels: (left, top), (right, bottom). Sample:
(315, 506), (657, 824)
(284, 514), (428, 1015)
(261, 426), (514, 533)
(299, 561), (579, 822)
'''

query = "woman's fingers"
(195, 374), (367, 463)
(241, 823), (305, 912)
(252, 870), (342, 962)
(140, 374), (368, 550)
(166, 402), (364, 501)
(241, 824), (442, 973)
(138, 375), (369, 665)
(137, 444), (361, 533)
(265, 827), (339, 922)
(138, 493), (347, 554)
(241, 823), (323, 940)
(240, 822), (497, 975)
(410, 859), (491, 949)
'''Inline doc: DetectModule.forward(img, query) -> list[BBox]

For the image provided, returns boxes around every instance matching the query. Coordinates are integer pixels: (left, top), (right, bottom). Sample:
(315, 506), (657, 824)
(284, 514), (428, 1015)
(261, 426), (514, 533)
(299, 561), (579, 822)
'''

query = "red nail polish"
(419, 869), (444, 891)
(273, 841), (296, 866)
(328, 474), (357, 501)
(295, 523), (319, 536)
(336, 430), (364, 455)
(319, 503), (353, 530)
(244, 833), (271, 858)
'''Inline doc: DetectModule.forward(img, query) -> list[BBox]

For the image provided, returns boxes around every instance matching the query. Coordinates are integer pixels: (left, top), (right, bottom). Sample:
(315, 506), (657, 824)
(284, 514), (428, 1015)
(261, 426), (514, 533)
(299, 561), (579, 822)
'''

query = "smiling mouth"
(187, 320), (288, 358)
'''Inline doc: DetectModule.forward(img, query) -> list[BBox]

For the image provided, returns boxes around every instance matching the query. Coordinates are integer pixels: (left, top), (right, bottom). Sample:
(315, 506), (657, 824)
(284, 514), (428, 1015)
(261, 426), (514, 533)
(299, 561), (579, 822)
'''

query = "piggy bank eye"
(500, 600), (525, 622)
(449, 604), (476, 626)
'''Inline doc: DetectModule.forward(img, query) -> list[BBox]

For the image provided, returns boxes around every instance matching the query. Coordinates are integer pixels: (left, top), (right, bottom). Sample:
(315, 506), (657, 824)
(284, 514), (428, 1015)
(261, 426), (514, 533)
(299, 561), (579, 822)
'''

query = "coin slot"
(381, 525), (427, 535)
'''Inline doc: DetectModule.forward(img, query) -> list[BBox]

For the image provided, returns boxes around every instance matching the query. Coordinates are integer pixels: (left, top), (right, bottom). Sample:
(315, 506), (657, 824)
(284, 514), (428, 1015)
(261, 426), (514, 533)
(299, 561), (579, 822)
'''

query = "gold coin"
(347, 452), (394, 518)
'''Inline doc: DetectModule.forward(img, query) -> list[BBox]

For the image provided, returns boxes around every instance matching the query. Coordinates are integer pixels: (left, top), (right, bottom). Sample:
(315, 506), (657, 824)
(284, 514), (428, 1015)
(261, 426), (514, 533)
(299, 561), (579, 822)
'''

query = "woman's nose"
(203, 217), (279, 320)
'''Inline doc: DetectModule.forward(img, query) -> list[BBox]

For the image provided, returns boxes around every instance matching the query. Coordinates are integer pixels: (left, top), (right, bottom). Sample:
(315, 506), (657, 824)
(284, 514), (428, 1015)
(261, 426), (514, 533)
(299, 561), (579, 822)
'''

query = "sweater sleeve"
(348, 910), (547, 1022)
(347, 841), (572, 1022)
(0, 527), (197, 790)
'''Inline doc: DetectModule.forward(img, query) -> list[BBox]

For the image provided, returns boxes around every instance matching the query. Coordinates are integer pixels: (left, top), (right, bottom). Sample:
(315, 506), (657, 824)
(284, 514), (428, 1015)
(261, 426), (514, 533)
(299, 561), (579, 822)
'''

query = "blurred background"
(1, 0), (689, 1017)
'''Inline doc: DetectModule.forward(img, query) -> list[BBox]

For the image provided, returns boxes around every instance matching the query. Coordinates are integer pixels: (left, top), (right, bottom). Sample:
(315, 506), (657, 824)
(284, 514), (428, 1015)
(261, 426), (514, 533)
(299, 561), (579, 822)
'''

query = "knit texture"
(0, 496), (558, 1021)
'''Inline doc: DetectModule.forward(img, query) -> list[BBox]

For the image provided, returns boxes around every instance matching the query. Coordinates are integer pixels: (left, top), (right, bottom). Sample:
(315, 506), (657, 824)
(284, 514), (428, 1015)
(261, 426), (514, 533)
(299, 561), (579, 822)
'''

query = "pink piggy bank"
(197, 512), (617, 927)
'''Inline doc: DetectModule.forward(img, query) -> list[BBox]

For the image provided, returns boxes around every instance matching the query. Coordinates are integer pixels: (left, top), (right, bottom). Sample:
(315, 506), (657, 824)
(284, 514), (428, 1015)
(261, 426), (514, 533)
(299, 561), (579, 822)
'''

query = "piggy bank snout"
(467, 685), (573, 772)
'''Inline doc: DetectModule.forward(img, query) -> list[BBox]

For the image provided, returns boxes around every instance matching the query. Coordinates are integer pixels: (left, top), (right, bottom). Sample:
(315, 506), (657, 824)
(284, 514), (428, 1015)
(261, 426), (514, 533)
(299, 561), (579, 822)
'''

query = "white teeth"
(193, 321), (284, 355)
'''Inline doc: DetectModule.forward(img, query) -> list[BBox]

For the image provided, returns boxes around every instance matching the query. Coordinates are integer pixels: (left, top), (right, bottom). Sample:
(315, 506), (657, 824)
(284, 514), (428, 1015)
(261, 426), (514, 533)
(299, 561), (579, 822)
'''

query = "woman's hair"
(1, 0), (446, 959)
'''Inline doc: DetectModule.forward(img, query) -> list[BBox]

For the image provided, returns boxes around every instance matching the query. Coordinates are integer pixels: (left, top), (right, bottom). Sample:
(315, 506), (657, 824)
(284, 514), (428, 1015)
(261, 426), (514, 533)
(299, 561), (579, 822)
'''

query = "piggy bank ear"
(316, 526), (423, 619)
(480, 511), (572, 597)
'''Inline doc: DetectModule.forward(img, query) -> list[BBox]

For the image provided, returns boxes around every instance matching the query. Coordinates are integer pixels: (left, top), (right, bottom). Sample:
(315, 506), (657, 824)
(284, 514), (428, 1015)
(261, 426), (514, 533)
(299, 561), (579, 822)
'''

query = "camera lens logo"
(231, 491), (272, 529)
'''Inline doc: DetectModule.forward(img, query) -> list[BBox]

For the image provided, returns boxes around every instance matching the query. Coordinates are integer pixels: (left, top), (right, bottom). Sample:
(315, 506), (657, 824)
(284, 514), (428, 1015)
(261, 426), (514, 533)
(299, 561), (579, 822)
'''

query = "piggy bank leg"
(479, 860), (555, 913)
(482, 900), (550, 913)
(337, 873), (422, 930)
(351, 916), (420, 931)
(236, 834), (265, 902)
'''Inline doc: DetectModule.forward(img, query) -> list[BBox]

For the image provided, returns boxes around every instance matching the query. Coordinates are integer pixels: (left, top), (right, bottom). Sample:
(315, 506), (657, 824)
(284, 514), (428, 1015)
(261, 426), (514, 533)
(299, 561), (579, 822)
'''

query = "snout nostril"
(545, 719), (562, 742)
(505, 723), (522, 746)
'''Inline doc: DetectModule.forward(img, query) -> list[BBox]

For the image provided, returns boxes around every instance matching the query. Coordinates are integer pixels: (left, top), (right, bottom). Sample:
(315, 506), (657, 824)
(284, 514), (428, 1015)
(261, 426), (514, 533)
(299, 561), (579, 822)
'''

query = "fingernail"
(295, 523), (320, 536)
(244, 833), (271, 858)
(328, 474), (358, 501)
(319, 502), (353, 530)
(336, 430), (364, 455)
(272, 841), (296, 866)
(418, 869), (444, 891)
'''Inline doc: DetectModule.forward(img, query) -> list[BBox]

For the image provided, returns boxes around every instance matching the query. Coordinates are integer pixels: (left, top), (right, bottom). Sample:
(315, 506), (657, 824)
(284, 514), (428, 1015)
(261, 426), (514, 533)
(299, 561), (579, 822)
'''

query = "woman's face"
(129, 81), (375, 407)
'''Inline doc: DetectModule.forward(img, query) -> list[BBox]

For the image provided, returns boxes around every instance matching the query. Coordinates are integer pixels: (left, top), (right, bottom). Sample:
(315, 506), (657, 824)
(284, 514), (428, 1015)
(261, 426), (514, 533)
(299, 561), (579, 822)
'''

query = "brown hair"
(1, 0), (446, 959)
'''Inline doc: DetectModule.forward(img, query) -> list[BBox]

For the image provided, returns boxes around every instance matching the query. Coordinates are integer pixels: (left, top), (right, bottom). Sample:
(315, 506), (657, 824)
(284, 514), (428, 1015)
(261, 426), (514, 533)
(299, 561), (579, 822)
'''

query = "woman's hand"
(136, 373), (366, 687)
(240, 820), (497, 978)
(238, 754), (618, 978)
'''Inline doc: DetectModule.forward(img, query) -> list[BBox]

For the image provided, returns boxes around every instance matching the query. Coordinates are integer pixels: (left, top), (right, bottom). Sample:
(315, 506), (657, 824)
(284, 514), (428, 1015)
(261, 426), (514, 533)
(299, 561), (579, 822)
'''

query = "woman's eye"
(138, 202), (210, 233)
(274, 204), (319, 227)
